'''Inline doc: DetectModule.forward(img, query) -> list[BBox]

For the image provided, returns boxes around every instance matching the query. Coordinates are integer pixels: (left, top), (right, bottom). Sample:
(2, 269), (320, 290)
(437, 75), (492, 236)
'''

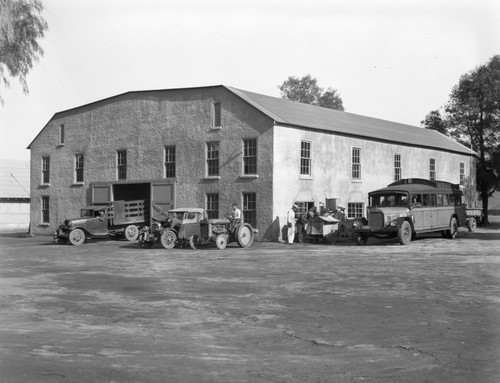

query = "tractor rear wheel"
(235, 223), (254, 248)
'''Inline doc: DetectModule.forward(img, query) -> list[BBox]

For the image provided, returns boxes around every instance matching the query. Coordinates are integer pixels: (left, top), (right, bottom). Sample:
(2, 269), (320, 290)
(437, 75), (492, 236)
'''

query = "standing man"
(287, 204), (298, 244)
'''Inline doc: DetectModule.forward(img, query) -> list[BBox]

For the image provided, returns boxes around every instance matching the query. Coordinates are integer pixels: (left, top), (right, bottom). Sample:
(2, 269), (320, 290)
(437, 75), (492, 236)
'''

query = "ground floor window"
(206, 193), (219, 219)
(347, 202), (364, 218)
(41, 196), (50, 224)
(295, 201), (314, 216)
(243, 193), (256, 228)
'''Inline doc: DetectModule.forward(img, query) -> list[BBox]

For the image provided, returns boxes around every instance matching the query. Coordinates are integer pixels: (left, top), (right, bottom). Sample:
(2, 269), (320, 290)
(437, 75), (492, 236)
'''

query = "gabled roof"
(226, 86), (474, 156)
(29, 85), (474, 156)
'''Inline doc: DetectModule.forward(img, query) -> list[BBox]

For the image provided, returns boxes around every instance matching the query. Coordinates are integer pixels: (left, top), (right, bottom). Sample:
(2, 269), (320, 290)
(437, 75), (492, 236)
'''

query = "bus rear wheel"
(446, 217), (458, 239)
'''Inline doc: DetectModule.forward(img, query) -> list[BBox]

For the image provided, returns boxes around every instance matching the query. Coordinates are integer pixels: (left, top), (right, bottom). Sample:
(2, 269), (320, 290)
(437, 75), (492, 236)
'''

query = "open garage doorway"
(113, 183), (151, 202)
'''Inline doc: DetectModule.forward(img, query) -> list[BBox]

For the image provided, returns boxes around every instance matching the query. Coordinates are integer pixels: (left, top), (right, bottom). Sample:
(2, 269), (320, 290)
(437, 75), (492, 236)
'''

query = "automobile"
(53, 201), (147, 246)
(137, 208), (255, 249)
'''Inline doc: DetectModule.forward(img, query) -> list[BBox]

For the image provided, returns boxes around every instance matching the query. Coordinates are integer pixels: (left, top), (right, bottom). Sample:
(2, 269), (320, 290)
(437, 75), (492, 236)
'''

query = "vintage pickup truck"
(53, 200), (147, 246)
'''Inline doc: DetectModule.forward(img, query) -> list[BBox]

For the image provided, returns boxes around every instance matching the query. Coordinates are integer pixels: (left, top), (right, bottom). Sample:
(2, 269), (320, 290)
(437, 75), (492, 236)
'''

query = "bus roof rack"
(388, 178), (460, 190)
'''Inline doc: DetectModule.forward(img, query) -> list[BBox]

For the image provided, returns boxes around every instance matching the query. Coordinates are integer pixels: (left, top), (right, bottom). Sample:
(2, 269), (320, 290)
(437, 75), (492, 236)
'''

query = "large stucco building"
(28, 85), (476, 240)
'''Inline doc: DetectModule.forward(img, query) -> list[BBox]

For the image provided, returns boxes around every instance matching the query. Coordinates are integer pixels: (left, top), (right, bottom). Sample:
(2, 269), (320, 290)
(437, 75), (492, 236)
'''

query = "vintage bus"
(353, 178), (466, 245)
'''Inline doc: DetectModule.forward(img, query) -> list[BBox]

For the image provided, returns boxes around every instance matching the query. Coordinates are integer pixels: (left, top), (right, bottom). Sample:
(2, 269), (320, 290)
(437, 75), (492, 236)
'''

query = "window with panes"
(164, 146), (176, 178)
(75, 154), (84, 183)
(117, 150), (127, 180)
(206, 142), (220, 176)
(206, 193), (219, 219)
(42, 157), (50, 184)
(41, 196), (50, 223)
(394, 154), (402, 181)
(352, 147), (361, 180)
(459, 162), (465, 185)
(300, 141), (311, 176)
(243, 139), (257, 175)
(243, 193), (256, 228)
(429, 158), (436, 181)
(348, 202), (364, 218)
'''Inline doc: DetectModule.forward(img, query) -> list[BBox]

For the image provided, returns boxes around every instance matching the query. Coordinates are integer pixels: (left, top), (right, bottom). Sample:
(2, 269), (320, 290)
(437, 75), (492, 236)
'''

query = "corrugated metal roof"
(226, 86), (474, 155)
(0, 159), (30, 198)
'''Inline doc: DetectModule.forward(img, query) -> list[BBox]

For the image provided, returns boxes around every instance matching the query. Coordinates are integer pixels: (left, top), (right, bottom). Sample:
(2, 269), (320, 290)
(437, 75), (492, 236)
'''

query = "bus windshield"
(369, 192), (409, 207)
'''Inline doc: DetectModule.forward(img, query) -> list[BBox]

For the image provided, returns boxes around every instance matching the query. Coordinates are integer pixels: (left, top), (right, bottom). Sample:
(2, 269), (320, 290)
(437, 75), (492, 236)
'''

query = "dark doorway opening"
(113, 183), (151, 202)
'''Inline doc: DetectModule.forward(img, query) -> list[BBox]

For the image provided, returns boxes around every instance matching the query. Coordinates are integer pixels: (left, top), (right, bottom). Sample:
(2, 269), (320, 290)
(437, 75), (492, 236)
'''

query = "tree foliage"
(422, 55), (500, 223)
(0, 0), (47, 104)
(278, 74), (344, 111)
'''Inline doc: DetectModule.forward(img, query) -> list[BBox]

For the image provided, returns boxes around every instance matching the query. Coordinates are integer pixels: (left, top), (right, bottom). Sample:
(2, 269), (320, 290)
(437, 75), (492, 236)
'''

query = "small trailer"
(465, 208), (483, 231)
(54, 200), (148, 246)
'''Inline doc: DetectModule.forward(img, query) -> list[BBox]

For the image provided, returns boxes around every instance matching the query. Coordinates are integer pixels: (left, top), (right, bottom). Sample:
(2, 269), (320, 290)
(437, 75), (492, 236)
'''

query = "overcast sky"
(1, 0), (499, 161)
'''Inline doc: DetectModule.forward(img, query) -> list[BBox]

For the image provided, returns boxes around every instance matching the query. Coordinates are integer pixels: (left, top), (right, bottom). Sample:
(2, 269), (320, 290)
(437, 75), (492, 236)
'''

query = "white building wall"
(272, 125), (476, 241)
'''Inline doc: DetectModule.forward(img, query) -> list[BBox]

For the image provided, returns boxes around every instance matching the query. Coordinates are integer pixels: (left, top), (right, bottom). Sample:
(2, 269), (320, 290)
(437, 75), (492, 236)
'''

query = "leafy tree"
(422, 55), (500, 223)
(0, 0), (48, 104)
(278, 74), (344, 111)
(421, 110), (449, 136)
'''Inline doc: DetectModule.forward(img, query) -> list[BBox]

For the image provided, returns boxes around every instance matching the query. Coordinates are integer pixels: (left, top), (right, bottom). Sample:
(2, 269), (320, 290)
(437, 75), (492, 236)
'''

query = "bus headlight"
(353, 221), (360, 229)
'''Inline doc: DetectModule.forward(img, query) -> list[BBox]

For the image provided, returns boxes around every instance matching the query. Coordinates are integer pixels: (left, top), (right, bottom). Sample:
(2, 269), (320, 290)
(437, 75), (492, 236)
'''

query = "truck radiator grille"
(369, 212), (384, 229)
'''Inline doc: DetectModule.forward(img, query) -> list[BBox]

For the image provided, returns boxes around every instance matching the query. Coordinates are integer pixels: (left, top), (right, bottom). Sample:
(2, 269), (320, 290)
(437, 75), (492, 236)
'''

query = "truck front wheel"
(398, 221), (412, 245)
(69, 229), (85, 246)
(124, 225), (139, 241)
(160, 230), (177, 249)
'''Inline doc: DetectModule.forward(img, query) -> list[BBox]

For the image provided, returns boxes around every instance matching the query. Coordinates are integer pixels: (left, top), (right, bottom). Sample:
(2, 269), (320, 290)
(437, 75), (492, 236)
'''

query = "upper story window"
(352, 147), (361, 180)
(206, 142), (220, 177)
(75, 154), (84, 183)
(59, 124), (65, 145)
(165, 146), (176, 178)
(41, 156), (50, 184)
(300, 141), (311, 176)
(213, 102), (221, 128)
(394, 154), (402, 181)
(459, 162), (465, 185)
(429, 158), (436, 181)
(117, 150), (127, 180)
(206, 193), (219, 219)
(243, 139), (257, 175)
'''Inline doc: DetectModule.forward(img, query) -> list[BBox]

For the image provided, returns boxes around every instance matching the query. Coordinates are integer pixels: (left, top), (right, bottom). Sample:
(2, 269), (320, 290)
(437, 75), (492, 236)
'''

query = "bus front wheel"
(398, 221), (412, 245)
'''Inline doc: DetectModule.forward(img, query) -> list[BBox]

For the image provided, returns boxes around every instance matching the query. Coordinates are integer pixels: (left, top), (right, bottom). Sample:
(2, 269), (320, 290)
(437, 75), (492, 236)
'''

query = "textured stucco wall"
(29, 87), (274, 238)
(272, 125), (476, 241)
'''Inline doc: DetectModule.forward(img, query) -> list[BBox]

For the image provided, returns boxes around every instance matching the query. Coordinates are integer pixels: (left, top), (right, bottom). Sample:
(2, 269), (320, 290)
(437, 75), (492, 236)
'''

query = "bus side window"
(423, 194), (430, 206)
(443, 194), (449, 205)
(430, 194), (437, 206)
(437, 194), (443, 206)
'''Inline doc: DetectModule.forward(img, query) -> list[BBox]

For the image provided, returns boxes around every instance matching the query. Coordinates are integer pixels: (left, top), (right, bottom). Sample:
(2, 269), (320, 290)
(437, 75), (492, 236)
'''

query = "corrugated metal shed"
(227, 86), (474, 156)
(0, 159), (30, 200)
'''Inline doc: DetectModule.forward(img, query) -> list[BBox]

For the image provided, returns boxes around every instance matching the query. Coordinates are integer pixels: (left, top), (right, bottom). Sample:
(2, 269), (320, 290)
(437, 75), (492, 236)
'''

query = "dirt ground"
(1, 219), (499, 383)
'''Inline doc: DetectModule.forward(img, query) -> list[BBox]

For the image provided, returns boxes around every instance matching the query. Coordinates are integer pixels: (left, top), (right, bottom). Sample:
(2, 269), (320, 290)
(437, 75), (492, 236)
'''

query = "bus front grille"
(369, 212), (384, 229)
